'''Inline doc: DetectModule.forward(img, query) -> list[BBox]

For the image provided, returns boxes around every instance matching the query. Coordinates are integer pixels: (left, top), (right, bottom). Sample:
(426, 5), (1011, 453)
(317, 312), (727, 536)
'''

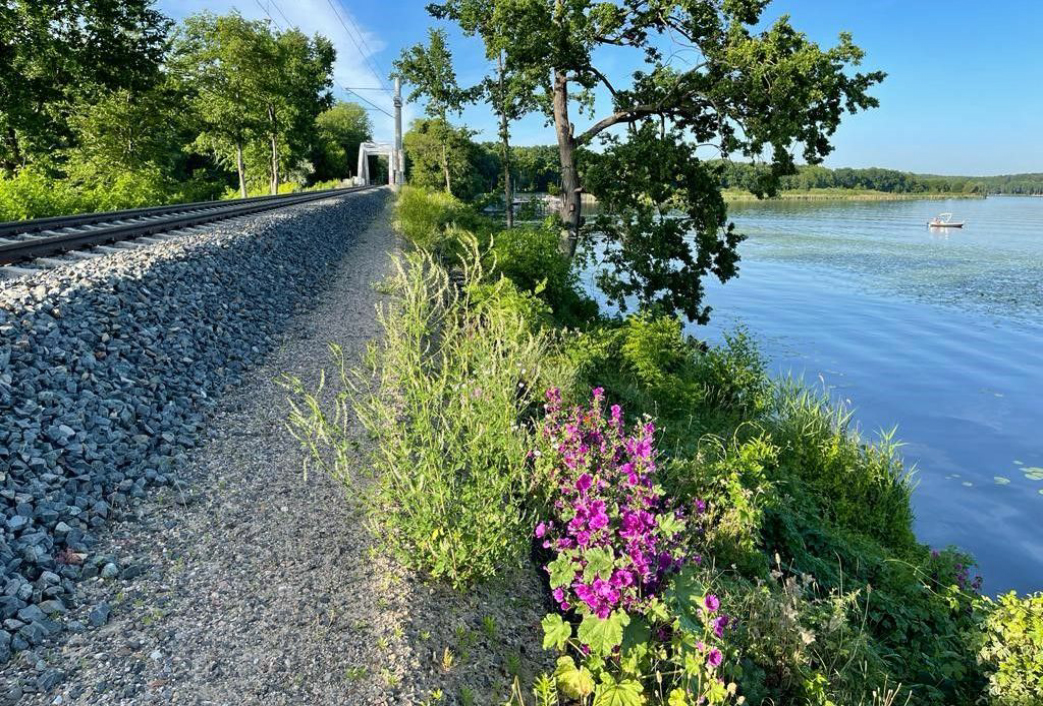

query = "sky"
(157, 0), (1043, 176)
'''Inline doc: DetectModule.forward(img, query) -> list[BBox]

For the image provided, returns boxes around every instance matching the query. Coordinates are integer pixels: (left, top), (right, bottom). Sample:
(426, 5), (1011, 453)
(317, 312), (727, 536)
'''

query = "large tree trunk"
(552, 68), (582, 257)
(235, 142), (247, 199)
(498, 52), (514, 229)
(268, 105), (279, 195)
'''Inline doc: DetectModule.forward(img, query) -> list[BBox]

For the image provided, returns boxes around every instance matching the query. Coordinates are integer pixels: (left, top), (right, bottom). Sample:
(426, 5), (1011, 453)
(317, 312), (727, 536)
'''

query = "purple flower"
(694, 498), (707, 515)
(713, 615), (730, 638)
(575, 474), (593, 494)
(535, 522), (548, 539)
(706, 648), (723, 669)
(704, 594), (720, 613)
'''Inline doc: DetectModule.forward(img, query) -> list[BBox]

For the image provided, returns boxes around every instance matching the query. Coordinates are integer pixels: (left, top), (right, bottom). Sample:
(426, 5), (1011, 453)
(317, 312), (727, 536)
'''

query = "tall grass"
(287, 242), (571, 587)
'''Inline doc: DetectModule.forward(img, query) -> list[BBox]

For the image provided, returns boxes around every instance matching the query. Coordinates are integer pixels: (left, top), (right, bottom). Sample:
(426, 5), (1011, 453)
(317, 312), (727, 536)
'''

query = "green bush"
(487, 222), (597, 326)
(393, 185), (488, 258)
(769, 382), (916, 554)
(979, 592), (1043, 705)
(0, 168), (84, 220)
(287, 246), (572, 588)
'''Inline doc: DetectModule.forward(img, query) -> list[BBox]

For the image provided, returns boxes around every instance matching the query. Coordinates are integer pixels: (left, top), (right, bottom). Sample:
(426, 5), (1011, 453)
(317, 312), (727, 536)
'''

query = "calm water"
(583, 196), (1043, 594)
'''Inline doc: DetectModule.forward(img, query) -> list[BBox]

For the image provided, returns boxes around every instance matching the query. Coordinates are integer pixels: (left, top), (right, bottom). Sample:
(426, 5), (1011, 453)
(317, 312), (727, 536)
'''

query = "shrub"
(979, 592), (1043, 705)
(0, 168), (84, 220)
(535, 390), (739, 705)
(393, 185), (488, 258)
(287, 246), (569, 588)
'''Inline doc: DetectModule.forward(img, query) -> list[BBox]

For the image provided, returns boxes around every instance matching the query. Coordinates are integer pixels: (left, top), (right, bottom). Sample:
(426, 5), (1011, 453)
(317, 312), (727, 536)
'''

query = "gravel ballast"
(0, 189), (387, 668)
(1, 207), (551, 704)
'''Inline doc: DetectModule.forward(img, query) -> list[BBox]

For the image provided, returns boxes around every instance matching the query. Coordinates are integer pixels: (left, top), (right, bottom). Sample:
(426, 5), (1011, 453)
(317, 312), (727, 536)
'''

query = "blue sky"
(158, 0), (1043, 176)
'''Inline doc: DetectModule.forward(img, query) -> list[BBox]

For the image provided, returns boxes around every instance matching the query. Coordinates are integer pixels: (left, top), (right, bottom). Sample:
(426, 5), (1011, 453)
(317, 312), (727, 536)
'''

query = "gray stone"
(100, 562), (119, 579)
(88, 602), (110, 627)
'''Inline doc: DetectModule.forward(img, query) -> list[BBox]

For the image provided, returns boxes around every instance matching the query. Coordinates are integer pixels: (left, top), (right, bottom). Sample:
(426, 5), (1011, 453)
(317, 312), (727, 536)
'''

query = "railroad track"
(0, 185), (379, 276)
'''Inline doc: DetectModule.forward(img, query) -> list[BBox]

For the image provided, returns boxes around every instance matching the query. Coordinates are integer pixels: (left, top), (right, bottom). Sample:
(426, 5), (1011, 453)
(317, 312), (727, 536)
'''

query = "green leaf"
(657, 512), (685, 538)
(578, 611), (629, 657)
(554, 655), (595, 698)
(541, 613), (572, 651)
(582, 546), (615, 582)
(621, 614), (651, 654)
(548, 554), (576, 589)
(593, 672), (645, 706)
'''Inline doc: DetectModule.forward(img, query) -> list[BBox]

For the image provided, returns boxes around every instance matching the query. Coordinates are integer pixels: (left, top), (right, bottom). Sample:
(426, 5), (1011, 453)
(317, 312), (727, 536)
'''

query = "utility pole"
(393, 77), (404, 190)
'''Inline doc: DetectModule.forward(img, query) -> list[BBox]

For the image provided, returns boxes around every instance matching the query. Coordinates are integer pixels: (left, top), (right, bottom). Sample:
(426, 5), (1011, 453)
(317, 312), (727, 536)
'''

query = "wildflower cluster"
(535, 389), (737, 705)
(536, 387), (687, 618)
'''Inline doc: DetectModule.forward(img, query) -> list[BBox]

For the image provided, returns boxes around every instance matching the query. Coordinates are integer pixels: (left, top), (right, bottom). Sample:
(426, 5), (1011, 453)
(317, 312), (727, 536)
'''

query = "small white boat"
(928, 213), (965, 228)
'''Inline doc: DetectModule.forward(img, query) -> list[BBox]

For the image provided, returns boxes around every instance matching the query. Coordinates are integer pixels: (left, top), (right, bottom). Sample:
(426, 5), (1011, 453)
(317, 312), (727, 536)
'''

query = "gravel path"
(1, 207), (551, 705)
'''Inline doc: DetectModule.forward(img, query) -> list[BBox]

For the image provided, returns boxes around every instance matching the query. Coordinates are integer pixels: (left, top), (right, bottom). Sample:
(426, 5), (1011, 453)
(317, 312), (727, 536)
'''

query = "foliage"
(978, 592), (1043, 705)
(585, 124), (742, 323)
(170, 11), (335, 196)
(0, 168), (84, 221)
(392, 185), (490, 258)
(314, 101), (372, 181)
(286, 246), (569, 588)
(488, 223), (597, 326)
(404, 119), (487, 202)
(535, 391), (737, 705)
(0, 0), (171, 171)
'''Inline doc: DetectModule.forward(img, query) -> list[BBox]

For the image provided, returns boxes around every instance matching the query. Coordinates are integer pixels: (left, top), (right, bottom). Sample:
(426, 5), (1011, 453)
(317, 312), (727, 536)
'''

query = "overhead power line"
(323, 0), (392, 95)
(344, 88), (394, 118)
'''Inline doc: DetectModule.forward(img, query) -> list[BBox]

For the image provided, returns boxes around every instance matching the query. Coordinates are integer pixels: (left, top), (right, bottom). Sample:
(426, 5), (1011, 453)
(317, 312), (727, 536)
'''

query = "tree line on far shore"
(404, 126), (1043, 200)
(0, 2), (374, 220)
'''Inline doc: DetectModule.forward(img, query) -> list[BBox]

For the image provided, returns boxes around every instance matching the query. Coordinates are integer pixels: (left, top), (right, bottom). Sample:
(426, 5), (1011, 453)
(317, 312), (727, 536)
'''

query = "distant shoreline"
(722, 188), (987, 202)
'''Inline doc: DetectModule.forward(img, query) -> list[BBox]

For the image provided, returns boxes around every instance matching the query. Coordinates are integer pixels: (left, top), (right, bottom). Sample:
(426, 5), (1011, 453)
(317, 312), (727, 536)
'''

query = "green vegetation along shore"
(289, 186), (1043, 706)
(721, 188), (986, 202)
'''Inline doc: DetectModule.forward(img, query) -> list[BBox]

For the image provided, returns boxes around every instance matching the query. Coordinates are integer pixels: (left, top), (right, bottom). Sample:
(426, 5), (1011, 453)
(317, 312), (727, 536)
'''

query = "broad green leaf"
(583, 546), (616, 582)
(593, 672), (645, 706)
(554, 655), (595, 698)
(541, 613), (572, 651)
(668, 689), (689, 706)
(548, 554), (576, 589)
(578, 611), (629, 657)
(657, 512), (685, 538)
(621, 614), (651, 654)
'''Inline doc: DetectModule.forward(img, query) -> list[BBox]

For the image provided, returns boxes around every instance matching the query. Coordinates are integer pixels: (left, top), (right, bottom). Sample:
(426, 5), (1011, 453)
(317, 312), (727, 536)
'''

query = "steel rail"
(0, 186), (379, 266)
(0, 187), (354, 239)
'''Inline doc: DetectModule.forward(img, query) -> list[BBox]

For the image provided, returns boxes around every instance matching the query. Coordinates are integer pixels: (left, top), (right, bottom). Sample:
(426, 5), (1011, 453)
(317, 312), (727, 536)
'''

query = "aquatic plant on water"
(535, 388), (738, 705)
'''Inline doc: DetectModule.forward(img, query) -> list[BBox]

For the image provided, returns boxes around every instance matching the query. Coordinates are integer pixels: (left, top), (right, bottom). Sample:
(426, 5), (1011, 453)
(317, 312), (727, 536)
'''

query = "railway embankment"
(0, 190), (387, 669)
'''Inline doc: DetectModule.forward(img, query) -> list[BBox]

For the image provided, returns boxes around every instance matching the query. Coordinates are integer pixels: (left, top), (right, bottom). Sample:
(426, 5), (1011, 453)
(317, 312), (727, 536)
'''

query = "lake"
(581, 195), (1043, 594)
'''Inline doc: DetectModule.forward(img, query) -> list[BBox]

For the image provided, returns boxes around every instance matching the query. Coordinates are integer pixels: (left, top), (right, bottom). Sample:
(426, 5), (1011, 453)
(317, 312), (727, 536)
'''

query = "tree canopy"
(428, 0), (885, 321)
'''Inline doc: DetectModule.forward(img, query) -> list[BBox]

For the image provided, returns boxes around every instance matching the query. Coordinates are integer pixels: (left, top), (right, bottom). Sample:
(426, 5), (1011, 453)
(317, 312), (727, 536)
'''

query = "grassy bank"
(290, 186), (1042, 706)
(722, 188), (986, 202)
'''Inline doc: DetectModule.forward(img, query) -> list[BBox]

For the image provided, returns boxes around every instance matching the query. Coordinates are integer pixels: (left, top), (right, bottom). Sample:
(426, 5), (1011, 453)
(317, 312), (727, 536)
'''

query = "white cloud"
(159, 0), (407, 141)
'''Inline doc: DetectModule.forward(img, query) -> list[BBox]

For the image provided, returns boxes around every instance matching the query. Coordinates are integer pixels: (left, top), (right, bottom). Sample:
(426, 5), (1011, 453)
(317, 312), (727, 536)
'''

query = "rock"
(5, 516), (28, 532)
(100, 563), (119, 579)
(88, 602), (110, 627)
(36, 669), (65, 692)
(16, 604), (45, 624)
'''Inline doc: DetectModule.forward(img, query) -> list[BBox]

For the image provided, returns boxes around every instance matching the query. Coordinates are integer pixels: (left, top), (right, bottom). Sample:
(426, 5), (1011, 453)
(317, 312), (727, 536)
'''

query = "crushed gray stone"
(0, 190), (387, 667)
(2, 205), (553, 704)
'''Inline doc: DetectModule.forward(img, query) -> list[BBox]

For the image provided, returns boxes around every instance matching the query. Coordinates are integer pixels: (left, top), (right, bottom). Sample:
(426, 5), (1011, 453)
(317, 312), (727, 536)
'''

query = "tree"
(172, 13), (334, 197)
(404, 118), (484, 201)
(394, 28), (472, 196)
(431, 1), (543, 226)
(252, 27), (335, 194)
(314, 101), (372, 181)
(430, 0), (884, 322)
(171, 12), (268, 198)
(0, 0), (172, 172)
